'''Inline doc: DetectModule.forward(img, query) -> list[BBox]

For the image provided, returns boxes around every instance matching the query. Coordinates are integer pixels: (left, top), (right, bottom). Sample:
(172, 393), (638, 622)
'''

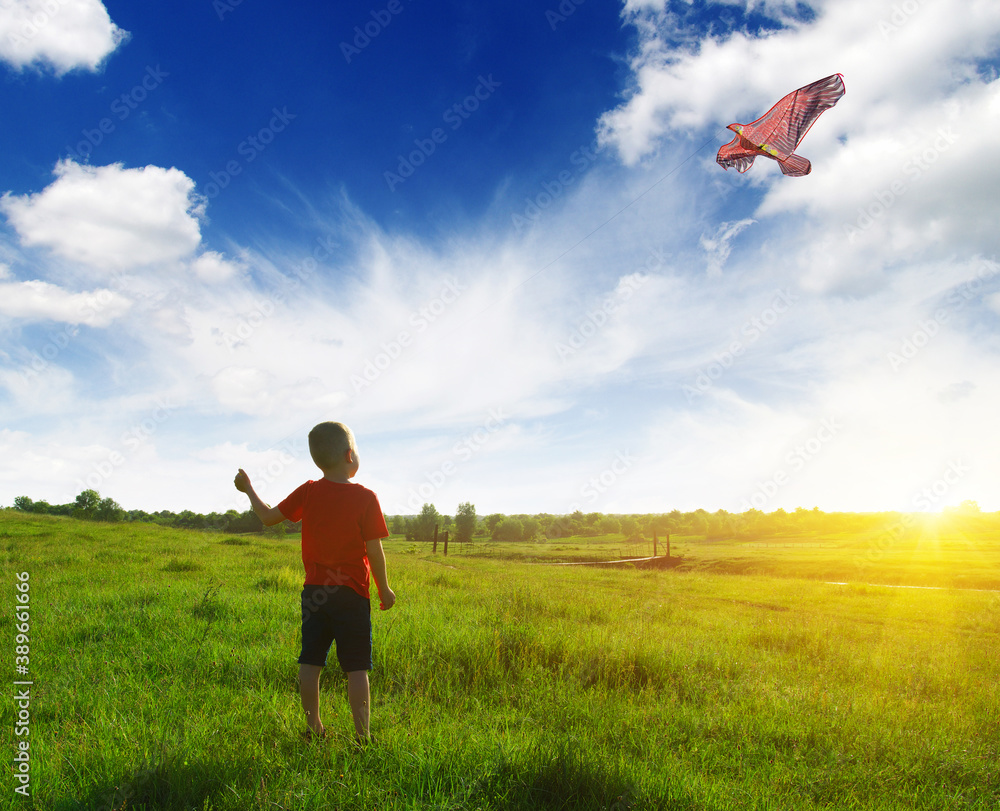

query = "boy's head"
(308, 421), (358, 475)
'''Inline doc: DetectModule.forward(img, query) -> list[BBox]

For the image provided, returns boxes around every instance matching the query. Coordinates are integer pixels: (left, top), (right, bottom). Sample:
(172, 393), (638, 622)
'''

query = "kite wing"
(743, 73), (845, 160)
(777, 153), (811, 177)
(716, 135), (758, 173)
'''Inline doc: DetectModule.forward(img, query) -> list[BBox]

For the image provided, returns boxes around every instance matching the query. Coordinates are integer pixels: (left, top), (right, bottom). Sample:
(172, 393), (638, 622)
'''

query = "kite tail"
(779, 153), (811, 176)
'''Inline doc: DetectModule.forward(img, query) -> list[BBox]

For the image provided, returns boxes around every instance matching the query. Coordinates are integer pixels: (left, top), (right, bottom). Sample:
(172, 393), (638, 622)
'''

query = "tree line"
(11, 490), (271, 534)
(349, 500), (995, 543)
(9, 491), (992, 541)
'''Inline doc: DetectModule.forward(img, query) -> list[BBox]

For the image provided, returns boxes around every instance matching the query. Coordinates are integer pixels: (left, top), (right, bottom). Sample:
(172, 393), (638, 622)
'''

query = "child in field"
(234, 421), (395, 743)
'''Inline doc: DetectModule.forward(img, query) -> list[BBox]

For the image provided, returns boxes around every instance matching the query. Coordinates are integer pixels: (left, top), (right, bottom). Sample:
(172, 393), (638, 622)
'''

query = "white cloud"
(0, 279), (130, 326)
(0, 428), (96, 503)
(191, 251), (243, 283)
(209, 366), (348, 418)
(0, 0), (128, 74)
(0, 160), (204, 272)
(0, 364), (77, 417)
(623, 0), (666, 12)
(700, 218), (755, 277)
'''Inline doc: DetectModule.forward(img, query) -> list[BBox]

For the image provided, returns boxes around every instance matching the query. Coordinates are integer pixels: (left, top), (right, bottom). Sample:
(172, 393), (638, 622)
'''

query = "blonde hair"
(308, 422), (356, 469)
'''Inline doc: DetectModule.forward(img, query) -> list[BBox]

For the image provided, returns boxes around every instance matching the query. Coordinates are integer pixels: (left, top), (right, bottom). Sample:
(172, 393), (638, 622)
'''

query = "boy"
(234, 421), (395, 743)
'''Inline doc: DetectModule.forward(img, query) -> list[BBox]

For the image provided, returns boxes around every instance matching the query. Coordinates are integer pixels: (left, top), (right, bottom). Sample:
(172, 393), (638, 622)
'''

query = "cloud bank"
(0, 0), (128, 74)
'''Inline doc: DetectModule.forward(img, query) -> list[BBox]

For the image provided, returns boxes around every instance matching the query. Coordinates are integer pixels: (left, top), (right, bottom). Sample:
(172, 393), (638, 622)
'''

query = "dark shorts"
(298, 585), (372, 672)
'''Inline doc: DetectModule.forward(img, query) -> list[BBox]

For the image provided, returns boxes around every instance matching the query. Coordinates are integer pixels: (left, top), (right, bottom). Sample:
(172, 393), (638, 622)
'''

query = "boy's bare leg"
(347, 670), (370, 739)
(298, 664), (325, 735)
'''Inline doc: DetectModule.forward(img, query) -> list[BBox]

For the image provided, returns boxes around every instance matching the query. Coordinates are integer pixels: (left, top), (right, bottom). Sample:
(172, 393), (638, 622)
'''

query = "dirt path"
(826, 581), (1000, 593)
(544, 556), (680, 569)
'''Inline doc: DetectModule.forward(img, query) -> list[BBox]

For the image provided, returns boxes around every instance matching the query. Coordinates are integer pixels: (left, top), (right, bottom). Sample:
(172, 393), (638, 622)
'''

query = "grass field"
(3, 509), (999, 809)
(454, 516), (1000, 590)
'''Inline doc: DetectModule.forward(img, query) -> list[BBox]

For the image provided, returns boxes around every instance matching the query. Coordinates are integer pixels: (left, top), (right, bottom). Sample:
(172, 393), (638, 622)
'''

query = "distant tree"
(414, 503), (440, 542)
(455, 502), (477, 544)
(521, 516), (540, 541)
(389, 515), (407, 535)
(175, 510), (206, 529)
(706, 509), (734, 539)
(689, 510), (708, 537)
(667, 509), (683, 530)
(45, 501), (70, 516)
(545, 517), (572, 538)
(546, 510), (584, 538)
(597, 515), (621, 535)
(492, 517), (523, 543)
(738, 509), (764, 539)
(484, 514), (504, 535)
(620, 515), (640, 539)
(73, 489), (100, 520)
(204, 512), (230, 532)
(13, 496), (33, 512)
(94, 497), (125, 523)
(228, 510), (262, 534)
(534, 513), (553, 537)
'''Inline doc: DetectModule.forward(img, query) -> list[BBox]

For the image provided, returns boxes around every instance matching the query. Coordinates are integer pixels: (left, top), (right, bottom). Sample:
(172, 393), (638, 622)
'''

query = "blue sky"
(1, 0), (998, 517)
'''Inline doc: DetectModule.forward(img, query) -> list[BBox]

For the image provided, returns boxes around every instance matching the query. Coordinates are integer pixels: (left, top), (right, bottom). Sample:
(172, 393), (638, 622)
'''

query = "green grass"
(447, 520), (1000, 590)
(3, 509), (999, 809)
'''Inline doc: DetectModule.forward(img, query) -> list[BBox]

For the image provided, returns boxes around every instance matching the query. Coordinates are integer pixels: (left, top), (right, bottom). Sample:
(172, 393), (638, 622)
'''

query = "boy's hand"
(379, 587), (396, 611)
(234, 468), (251, 493)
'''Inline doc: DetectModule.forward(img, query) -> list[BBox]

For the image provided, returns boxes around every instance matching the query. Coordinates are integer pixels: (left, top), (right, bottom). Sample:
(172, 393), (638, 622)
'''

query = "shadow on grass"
(468, 741), (686, 811)
(55, 754), (255, 811)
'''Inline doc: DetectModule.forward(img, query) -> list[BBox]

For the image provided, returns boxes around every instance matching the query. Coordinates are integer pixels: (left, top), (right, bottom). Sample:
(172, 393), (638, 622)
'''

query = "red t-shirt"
(278, 479), (388, 599)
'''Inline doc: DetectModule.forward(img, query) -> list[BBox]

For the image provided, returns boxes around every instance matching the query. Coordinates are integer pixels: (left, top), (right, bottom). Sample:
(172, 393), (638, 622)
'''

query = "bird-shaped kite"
(716, 73), (845, 177)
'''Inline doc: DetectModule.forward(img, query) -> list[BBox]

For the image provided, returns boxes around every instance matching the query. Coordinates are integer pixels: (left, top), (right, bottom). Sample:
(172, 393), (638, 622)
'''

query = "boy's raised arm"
(365, 537), (395, 611)
(233, 468), (287, 527)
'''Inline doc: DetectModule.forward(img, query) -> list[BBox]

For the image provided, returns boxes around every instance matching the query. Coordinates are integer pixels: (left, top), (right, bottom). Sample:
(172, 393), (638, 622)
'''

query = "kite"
(716, 73), (845, 177)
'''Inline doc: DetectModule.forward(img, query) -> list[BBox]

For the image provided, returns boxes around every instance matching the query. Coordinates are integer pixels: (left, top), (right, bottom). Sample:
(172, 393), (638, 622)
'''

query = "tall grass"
(3, 510), (999, 809)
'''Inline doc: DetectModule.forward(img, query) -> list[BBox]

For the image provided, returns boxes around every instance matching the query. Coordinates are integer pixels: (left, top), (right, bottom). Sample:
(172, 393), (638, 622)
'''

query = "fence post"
(653, 530), (658, 557)
(433, 524), (438, 554)
(666, 533), (671, 559)
(443, 530), (449, 556)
